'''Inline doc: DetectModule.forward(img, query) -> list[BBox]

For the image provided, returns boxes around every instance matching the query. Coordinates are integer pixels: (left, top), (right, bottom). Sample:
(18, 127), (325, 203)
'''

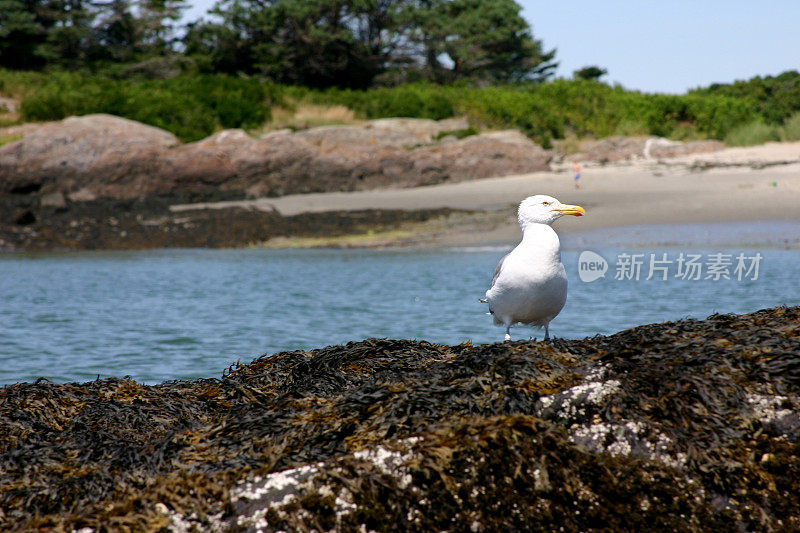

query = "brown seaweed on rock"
(1, 306), (799, 531)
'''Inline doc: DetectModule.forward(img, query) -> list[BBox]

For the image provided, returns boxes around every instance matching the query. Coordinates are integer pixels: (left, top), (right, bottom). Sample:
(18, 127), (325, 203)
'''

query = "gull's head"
(518, 195), (585, 228)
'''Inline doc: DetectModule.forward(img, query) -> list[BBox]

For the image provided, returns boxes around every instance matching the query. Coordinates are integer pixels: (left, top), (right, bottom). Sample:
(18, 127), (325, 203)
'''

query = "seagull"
(482, 195), (585, 342)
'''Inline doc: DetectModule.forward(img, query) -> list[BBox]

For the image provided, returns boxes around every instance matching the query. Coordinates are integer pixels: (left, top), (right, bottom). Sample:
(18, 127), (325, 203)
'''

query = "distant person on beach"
(572, 160), (582, 189)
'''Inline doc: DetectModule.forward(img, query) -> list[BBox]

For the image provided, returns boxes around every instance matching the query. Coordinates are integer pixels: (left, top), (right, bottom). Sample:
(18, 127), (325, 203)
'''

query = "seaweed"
(1, 307), (799, 531)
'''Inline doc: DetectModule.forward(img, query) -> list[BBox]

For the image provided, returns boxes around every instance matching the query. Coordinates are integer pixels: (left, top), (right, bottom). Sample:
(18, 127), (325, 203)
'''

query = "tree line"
(0, 0), (558, 87)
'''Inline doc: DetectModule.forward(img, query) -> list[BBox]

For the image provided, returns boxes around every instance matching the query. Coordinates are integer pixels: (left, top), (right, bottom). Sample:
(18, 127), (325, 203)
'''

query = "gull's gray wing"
(479, 253), (509, 304)
(490, 253), (510, 289)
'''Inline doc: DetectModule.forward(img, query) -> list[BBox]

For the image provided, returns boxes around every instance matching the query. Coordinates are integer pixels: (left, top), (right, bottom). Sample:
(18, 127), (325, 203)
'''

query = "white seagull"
(482, 195), (585, 342)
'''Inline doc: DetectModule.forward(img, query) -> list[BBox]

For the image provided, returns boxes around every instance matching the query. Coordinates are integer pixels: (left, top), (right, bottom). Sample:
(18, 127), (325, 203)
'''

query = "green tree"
(90, 0), (144, 63)
(0, 0), (78, 69)
(0, 0), (186, 70)
(38, 0), (94, 68)
(574, 65), (607, 82)
(0, 0), (42, 69)
(405, 0), (557, 83)
(195, 0), (406, 88)
(136, 0), (188, 55)
(183, 19), (253, 74)
(191, 0), (554, 87)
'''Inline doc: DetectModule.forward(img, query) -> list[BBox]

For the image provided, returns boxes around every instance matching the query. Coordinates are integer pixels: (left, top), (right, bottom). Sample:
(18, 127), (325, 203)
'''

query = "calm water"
(1, 246), (798, 385)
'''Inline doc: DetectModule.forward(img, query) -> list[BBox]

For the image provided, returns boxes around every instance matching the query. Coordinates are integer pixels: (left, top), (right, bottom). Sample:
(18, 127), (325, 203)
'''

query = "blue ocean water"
(1, 246), (798, 385)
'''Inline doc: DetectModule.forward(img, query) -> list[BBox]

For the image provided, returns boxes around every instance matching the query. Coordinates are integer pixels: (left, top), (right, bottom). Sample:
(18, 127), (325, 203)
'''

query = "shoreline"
(2, 141), (799, 252)
(172, 142), (800, 249)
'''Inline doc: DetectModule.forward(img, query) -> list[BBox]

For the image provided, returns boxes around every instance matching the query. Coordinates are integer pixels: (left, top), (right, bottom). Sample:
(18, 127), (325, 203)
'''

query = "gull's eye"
(542, 201), (550, 206)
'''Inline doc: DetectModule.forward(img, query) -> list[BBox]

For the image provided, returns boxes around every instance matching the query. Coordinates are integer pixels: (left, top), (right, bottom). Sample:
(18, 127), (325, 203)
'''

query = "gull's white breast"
(485, 226), (568, 327)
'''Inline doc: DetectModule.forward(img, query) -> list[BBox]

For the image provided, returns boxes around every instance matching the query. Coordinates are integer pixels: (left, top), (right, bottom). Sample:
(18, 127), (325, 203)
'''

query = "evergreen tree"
(37, 0), (94, 67)
(0, 0), (187, 70)
(0, 0), (54, 69)
(90, 0), (140, 63)
(195, 0), (406, 87)
(188, 0), (554, 87)
(574, 65), (607, 82)
(404, 0), (557, 83)
(136, 0), (188, 55)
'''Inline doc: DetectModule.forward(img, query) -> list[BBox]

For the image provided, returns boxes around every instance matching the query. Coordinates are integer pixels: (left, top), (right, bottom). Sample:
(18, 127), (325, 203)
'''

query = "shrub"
(779, 111), (800, 141)
(3, 69), (789, 145)
(612, 119), (649, 137)
(18, 72), (281, 141)
(692, 70), (800, 124)
(310, 84), (456, 120)
(724, 120), (780, 146)
(434, 127), (478, 140)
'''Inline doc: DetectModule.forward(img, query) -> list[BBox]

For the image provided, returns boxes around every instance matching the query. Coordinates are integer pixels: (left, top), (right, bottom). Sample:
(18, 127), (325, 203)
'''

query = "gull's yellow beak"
(556, 204), (586, 217)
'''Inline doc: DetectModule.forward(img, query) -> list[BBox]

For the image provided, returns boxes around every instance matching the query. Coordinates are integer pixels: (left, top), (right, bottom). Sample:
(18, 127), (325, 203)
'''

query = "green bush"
(780, 112), (800, 141)
(434, 127), (478, 140)
(16, 71), (280, 141)
(691, 70), (800, 124)
(724, 120), (780, 146)
(307, 84), (456, 120)
(613, 119), (649, 137)
(1, 68), (787, 145)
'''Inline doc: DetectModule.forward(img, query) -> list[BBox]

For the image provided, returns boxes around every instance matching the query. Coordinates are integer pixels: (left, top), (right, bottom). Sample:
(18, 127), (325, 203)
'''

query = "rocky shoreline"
(1, 306), (798, 531)
(0, 192), (460, 251)
(0, 113), (736, 252)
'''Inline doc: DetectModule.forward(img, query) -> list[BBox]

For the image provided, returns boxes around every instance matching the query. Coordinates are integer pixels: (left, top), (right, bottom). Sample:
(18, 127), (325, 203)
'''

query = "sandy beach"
(172, 141), (800, 248)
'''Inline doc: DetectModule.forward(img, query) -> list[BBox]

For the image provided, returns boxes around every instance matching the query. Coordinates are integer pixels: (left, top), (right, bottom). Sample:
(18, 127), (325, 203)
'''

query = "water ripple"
(1, 247), (797, 385)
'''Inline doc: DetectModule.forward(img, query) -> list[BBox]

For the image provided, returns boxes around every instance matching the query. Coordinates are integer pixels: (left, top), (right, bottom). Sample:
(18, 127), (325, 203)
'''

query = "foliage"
(0, 0), (188, 71)
(690, 70), (800, 124)
(403, 0), (557, 84)
(191, 0), (390, 88)
(302, 83), (457, 120)
(0, 68), (776, 147)
(724, 120), (780, 146)
(0, 132), (23, 147)
(305, 80), (754, 145)
(573, 66), (607, 81)
(434, 127), (478, 140)
(779, 111), (800, 142)
(178, 0), (556, 88)
(11, 71), (280, 141)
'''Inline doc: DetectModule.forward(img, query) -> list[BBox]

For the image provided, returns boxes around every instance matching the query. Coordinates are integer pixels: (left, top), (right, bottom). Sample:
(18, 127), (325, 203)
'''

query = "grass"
(779, 111), (800, 141)
(612, 119), (649, 137)
(264, 102), (360, 132)
(433, 127), (478, 140)
(0, 133), (23, 147)
(724, 120), (780, 146)
(254, 228), (417, 248)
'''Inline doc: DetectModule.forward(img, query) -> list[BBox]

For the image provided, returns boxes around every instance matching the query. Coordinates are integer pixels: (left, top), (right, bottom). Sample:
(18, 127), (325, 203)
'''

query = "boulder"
(40, 191), (66, 208)
(563, 136), (725, 164)
(645, 138), (726, 159)
(294, 117), (471, 151)
(414, 130), (551, 183)
(0, 114), (178, 198)
(1, 114), (549, 202)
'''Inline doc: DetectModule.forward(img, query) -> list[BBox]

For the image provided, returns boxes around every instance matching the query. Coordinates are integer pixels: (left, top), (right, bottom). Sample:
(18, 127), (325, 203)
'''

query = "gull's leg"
(504, 325), (511, 342)
(544, 324), (550, 342)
